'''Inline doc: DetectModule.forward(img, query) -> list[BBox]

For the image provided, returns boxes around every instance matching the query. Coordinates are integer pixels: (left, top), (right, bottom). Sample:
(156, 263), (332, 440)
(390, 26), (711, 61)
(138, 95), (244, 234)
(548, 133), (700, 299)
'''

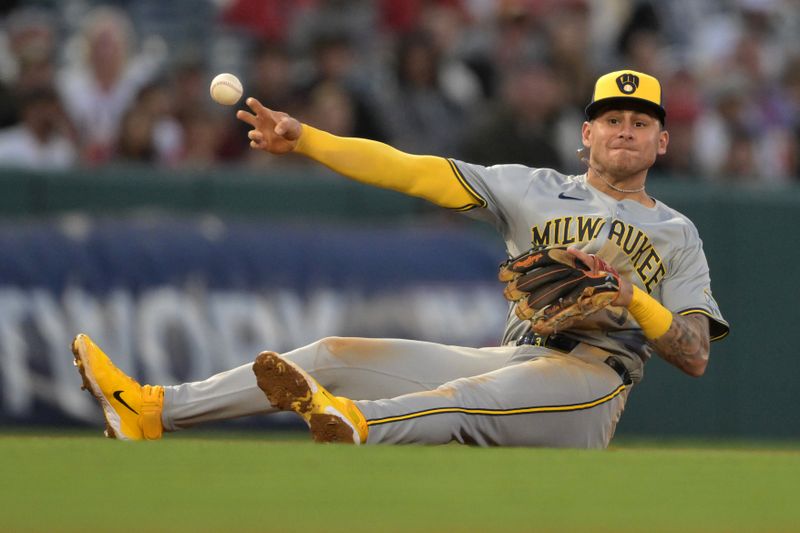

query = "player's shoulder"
(652, 198), (702, 239)
(455, 160), (572, 182)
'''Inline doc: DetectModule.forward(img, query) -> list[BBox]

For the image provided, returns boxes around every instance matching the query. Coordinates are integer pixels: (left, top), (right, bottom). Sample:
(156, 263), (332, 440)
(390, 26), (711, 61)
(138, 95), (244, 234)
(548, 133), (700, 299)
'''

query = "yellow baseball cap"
(585, 69), (665, 123)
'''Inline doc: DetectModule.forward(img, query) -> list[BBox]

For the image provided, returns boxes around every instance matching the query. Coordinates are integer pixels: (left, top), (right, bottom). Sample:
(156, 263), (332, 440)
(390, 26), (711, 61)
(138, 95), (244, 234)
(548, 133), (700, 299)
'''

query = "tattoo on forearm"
(650, 314), (710, 373)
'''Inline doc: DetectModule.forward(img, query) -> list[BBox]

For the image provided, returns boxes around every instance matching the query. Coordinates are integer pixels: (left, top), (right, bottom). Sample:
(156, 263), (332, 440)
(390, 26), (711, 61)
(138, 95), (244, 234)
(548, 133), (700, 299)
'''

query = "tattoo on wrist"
(650, 314), (709, 370)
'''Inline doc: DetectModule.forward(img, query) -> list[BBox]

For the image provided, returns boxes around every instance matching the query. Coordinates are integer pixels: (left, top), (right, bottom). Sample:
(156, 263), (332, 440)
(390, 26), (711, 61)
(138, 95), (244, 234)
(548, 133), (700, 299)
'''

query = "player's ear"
(581, 121), (592, 148)
(657, 129), (669, 155)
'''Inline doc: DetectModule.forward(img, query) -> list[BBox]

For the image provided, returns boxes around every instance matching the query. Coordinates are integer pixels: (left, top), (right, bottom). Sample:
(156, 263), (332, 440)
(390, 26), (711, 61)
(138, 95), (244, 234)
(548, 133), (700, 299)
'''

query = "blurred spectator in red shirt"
(221, 0), (314, 43)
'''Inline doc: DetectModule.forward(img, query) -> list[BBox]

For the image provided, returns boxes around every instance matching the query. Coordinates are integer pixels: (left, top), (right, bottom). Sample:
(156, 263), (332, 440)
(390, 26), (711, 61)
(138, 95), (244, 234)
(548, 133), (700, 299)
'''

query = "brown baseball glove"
(499, 246), (621, 335)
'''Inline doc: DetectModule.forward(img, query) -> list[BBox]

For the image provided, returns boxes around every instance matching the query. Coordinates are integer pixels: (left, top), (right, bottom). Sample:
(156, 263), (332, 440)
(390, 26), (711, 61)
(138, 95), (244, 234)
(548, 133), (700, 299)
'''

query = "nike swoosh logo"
(558, 193), (584, 201)
(113, 390), (139, 415)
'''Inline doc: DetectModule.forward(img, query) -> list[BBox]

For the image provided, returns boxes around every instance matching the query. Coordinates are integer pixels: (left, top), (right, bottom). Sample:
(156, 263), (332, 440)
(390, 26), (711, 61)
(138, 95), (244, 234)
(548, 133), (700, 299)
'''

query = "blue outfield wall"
(0, 216), (509, 428)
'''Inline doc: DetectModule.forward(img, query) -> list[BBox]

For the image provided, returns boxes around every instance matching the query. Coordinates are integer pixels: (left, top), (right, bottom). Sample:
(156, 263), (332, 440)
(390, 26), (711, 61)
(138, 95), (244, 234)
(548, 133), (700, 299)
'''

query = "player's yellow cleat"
(253, 352), (368, 444)
(71, 333), (164, 441)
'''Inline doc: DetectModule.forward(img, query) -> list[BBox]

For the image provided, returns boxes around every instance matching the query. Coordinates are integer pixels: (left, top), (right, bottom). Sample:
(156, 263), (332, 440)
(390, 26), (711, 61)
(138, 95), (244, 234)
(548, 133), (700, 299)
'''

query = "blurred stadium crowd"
(1, 0), (800, 184)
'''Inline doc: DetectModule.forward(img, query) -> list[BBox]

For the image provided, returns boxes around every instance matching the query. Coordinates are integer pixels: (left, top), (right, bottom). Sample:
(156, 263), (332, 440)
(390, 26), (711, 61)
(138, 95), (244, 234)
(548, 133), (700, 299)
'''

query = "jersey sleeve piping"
(447, 158), (487, 210)
(677, 308), (730, 342)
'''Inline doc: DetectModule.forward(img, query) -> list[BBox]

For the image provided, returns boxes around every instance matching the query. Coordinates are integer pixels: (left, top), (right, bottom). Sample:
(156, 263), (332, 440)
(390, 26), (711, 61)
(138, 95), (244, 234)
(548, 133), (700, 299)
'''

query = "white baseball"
(209, 73), (243, 106)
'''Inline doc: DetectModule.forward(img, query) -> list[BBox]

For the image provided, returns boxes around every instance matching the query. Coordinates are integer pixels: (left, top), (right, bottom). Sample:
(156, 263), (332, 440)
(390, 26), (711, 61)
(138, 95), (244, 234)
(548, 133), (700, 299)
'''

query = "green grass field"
(2, 430), (798, 533)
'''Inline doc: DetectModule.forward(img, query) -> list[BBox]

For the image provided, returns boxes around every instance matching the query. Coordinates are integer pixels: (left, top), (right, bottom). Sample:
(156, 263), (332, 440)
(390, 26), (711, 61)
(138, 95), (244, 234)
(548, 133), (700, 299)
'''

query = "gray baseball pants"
(162, 337), (629, 448)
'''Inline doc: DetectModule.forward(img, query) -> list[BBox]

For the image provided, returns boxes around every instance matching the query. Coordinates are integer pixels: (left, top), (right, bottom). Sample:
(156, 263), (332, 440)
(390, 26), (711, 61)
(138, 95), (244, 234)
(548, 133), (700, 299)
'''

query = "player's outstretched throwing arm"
(568, 248), (711, 377)
(236, 97), (484, 211)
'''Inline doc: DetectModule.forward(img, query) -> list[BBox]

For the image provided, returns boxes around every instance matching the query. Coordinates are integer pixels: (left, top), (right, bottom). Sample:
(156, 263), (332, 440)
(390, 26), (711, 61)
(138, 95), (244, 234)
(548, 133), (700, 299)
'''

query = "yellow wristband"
(628, 286), (673, 339)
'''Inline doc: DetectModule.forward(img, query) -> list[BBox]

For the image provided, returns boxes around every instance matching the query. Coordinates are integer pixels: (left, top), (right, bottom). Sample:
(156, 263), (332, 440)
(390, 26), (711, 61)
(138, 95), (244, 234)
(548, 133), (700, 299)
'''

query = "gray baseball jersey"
(453, 161), (729, 384)
(161, 162), (728, 448)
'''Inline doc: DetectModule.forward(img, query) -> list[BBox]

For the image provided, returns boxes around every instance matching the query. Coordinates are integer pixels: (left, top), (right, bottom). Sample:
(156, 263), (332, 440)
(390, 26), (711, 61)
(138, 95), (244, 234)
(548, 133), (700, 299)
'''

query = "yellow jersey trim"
(678, 308), (730, 342)
(365, 383), (626, 427)
(446, 158), (487, 210)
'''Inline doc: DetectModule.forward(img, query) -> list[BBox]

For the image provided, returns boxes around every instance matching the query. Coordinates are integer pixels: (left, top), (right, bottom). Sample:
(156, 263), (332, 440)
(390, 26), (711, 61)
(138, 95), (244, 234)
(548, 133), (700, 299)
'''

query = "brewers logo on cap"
(585, 69), (665, 123)
(616, 73), (639, 94)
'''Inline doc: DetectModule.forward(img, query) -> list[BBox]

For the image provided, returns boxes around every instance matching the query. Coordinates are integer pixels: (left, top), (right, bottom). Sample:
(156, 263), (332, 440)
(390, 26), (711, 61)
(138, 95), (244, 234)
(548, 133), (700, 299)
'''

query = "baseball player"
(72, 69), (728, 448)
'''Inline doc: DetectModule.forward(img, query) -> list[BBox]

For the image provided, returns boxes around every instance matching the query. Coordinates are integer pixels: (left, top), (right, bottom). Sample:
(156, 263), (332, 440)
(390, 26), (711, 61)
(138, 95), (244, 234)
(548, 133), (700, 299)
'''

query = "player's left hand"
(499, 245), (623, 334)
(566, 247), (633, 307)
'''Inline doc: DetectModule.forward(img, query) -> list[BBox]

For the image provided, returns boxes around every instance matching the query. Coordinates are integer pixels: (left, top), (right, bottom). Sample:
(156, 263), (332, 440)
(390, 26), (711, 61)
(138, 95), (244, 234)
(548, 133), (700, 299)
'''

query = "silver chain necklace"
(597, 173), (646, 194)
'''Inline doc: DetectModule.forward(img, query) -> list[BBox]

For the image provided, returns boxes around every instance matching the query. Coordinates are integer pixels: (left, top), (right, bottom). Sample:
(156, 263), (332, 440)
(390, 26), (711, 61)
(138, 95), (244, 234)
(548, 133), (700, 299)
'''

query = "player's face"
(581, 109), (669, 179)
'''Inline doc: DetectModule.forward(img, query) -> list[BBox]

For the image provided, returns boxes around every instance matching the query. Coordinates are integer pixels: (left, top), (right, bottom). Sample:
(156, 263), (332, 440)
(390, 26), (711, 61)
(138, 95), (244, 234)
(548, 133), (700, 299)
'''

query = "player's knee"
(315, 336), (383, 361)
(315, 336), (357, 358)
(316, 336), (346, 352)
